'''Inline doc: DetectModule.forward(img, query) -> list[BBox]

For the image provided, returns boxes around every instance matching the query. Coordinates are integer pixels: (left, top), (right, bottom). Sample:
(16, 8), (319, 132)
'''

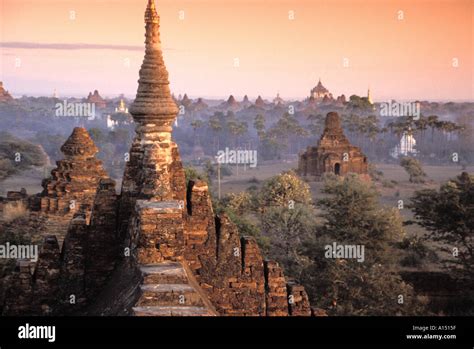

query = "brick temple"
(297, 112), (369, 180)
(1, 0), (312, 317)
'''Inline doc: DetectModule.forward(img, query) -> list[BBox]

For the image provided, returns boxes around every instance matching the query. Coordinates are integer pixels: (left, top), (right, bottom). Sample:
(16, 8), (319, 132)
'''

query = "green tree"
(316, 174), (404, 253)
(259, 170), (312, 208)
(225, 208), (270, 253)
(253, 114), (266, 139)
(190, 119), (204, 146)
(222, 191), (254, 214)
(0, 133), (48, 181)
(262, 204), (315, 277)
(267, 112), (308, 155)
(410, 172), (474, 280)
(400, 157), (427, 183)
(226, 119), (239, 147)
(300, 175), (426, 315)
(208, 115), (222, 152)
(184, 166), (208, 186)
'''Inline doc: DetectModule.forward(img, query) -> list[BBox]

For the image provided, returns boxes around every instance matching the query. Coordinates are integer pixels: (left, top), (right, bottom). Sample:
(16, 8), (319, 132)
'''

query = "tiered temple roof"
(40, 127), (108, 217)
(86, 90), (107, 109)
(298, 112), (369, 179)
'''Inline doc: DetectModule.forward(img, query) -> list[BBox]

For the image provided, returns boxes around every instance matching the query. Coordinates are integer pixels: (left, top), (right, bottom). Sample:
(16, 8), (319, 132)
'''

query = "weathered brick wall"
(184, 180), (310, 316)
(3, 178), (121, 316)
(130, 200), (184, 264)
(287, 282), (312, 316)
(32, 235), (61, 314)
(184, 180), (216, 272)
(85, 178), (119, 299)
(2, 261), (34, 315)
(58, 214), (88, 313)
(264, 260), (289, 316)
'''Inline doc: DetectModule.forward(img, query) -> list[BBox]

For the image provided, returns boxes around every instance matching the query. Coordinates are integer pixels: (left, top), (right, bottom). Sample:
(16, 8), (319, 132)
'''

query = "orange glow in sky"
(0, 0), (472, 101)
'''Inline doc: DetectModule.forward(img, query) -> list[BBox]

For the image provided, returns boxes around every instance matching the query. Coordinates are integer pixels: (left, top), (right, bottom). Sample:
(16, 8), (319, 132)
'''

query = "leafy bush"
(259, 170), (311, 208)
(222, 192), (255, 214)
(400, 157), (427, 183)
(0, 133), (48, 181)
(184, 166), (209, 186)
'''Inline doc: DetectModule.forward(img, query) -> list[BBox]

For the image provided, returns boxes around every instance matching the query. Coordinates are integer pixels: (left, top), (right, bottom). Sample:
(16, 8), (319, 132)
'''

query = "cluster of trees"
(387, 114), (466, 163)
(0, 132), (48, 181)
(410, 172), (474, 285)
(219, 169), (473, 315)
(2, 97), (473, 172)
(182, 110), (310, 161)
(299, 175), (427, 315)
(400, 157), (427, 183)
(217, 172), (425, 314)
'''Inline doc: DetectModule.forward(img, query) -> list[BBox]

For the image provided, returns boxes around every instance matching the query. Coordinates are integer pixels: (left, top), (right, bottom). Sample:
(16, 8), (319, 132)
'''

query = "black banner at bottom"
(0, 316), (472, 347)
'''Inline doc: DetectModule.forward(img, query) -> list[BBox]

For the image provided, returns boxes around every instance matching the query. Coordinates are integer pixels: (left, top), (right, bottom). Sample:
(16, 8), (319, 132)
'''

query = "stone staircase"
(132, 261), (217, 316)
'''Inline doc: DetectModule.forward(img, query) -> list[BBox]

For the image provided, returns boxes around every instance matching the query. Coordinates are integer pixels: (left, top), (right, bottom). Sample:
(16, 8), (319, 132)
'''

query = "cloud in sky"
(0, 42), (176, 52)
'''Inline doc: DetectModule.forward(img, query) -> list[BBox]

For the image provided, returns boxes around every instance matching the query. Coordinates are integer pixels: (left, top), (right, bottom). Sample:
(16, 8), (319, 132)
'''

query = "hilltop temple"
(298, 112), (369, 180)
(310, 79), (333, 101)
(1, 0), (312, 317)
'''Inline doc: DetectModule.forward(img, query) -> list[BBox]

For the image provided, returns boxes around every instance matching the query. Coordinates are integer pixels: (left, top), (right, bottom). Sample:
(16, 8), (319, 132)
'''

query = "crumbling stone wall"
(129, 200), (184, 264)
(2, 261), (34, 315)
(182, 180), (310, 316)
(32, 236), (61, 315)
(2, 177), (120, 315)
(85, 178), (119, 298)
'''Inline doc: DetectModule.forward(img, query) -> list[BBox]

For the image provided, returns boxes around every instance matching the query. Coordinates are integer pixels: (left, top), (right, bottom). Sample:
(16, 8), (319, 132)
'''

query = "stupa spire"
(145, 0), (159, 24)
(120, 0), (185, 206)
(129, 0), (178, 134)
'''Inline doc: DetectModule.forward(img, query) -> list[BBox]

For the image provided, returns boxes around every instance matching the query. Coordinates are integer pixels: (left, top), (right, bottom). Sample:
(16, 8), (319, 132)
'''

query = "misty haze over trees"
(0, 95), (473, 183)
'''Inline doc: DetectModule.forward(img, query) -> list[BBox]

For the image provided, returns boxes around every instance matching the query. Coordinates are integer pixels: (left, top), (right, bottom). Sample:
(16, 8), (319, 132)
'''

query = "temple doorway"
(334, 163), (341, 175)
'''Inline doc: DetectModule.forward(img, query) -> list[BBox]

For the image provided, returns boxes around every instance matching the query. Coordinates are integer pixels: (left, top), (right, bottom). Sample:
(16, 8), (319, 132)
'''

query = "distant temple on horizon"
(310, 79), (333, 101)
(367, 87), (373, 105)
(298, 112), (369, 180)
(115, 98), (128, 113)
(0, 81), (14, 102)
(107, 98), (132, 129)
(391, 129), (418, 158)
(86, 90), (107, 109)
(273, 93), (284, 105)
